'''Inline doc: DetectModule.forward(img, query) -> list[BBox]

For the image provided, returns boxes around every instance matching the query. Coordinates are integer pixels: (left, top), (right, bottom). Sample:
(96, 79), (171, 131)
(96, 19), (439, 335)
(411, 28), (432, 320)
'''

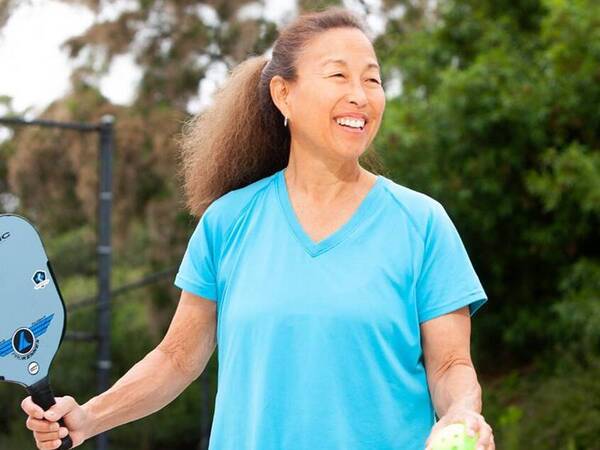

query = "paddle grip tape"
(27, 377), (74, 449)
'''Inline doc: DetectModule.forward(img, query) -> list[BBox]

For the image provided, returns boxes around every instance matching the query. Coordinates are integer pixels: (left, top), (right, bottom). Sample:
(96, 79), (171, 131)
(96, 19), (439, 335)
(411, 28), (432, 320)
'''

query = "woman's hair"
(178, 7), (384, 218)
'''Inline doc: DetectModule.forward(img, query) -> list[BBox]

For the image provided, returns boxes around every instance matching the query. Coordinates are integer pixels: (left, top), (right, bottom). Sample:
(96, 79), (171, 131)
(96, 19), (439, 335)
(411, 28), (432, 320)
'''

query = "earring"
(284, 116), (288, 127)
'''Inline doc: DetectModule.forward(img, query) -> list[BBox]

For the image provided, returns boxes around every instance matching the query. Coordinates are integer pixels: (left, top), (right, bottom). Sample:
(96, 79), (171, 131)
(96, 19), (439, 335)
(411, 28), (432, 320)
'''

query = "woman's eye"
(329, 74), (380, 84)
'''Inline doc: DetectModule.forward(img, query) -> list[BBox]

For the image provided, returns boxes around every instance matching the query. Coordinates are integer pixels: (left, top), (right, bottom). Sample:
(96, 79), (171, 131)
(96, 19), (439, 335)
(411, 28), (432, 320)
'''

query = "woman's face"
(284, 27), (385, 162)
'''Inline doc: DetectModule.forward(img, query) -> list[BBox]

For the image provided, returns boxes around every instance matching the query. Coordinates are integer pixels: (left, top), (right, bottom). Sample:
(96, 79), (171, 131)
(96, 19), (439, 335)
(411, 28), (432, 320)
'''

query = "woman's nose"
(346, 81), (368, 107)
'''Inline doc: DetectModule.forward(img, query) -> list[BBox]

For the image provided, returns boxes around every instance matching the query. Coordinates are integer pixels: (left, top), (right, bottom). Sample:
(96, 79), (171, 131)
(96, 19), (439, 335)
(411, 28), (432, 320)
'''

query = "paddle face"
(0, 214), (66, 388)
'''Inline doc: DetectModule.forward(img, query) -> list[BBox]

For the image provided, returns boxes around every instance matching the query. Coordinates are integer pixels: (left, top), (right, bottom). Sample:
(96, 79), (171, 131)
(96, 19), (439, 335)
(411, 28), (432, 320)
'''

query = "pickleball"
(428, 423), (478, 450)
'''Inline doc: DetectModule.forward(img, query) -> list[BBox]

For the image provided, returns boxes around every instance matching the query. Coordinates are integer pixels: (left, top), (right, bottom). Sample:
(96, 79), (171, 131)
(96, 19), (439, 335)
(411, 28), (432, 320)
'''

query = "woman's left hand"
(424, 406), (495, 450)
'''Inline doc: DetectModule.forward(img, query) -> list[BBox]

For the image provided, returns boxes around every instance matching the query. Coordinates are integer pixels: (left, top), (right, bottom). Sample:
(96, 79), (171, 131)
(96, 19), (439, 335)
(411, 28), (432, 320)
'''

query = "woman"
(22, 7), (495, 450)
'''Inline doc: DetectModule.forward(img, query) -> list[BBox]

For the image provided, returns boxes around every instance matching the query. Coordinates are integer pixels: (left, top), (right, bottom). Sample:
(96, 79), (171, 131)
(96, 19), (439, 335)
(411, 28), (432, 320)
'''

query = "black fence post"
(96, 115), (114, 450)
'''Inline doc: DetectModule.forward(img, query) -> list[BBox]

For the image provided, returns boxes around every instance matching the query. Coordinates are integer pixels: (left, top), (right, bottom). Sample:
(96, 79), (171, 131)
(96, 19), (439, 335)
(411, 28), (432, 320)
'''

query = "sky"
(0, 0), (95, 115)
(0, 0), (396, 118)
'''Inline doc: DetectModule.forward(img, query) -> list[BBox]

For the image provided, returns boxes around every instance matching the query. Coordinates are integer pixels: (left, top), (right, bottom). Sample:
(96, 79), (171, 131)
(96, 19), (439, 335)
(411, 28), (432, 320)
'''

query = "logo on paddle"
(12, 328), (36, 356)
(32, 270), (49, 290)
(0, 231), (10, 244)
(0, 314), (54, 360)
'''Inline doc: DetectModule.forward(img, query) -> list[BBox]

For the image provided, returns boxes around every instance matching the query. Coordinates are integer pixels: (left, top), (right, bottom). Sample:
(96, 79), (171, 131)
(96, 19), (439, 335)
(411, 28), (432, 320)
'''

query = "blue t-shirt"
(174, 168), (487, 450)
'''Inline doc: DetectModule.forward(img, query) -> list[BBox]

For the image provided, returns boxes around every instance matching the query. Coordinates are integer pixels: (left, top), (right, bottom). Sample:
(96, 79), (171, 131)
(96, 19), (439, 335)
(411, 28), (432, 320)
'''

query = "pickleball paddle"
(0, 214), (73, 449)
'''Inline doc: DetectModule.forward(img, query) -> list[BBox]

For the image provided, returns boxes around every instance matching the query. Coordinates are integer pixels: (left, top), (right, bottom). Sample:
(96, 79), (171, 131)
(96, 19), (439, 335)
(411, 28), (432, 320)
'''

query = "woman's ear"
(269, 75), (291, 119)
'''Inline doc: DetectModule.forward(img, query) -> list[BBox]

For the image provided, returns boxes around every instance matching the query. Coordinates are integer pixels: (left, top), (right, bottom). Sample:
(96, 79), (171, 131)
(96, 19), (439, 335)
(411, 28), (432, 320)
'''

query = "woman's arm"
(421, 306), (480, 416)
(83, 290), (217, 438)
(421, 306), (494, 449)
(22, 290), (217, 449)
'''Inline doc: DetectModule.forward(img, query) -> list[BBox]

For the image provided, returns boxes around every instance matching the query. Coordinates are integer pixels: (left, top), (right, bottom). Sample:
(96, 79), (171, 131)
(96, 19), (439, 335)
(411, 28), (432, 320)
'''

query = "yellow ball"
(429, 423), (478, 450)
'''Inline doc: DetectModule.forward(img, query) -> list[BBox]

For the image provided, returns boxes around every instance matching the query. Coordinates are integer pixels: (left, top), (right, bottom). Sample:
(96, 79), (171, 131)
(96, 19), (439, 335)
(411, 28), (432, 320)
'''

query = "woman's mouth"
(334, 117), (366, 133)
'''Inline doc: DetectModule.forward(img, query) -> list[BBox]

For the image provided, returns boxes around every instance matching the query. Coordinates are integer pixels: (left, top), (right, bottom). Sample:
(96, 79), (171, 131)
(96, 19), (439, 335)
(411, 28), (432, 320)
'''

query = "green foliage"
(527, 144), (600, 215)
(485, 357), (600, 449)
(376, 0), (599, 370)
(44, 224), (97, 276)
(550, 259), (600, 364)
(375, 1), (599, 446)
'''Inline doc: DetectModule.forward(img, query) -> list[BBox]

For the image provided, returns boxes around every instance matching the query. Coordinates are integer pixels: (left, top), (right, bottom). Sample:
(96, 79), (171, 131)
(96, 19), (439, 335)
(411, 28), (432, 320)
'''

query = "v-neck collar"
(275, 168), (384, 257)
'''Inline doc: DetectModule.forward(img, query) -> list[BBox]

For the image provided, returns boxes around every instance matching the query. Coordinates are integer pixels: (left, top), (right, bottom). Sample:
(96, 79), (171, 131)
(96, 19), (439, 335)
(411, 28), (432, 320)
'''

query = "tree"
(375, 1), (599, 446)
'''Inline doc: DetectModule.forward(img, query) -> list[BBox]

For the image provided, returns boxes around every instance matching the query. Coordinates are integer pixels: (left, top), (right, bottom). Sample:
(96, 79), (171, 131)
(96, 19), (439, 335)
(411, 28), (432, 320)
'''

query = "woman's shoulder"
(202, 171), (278, 230)
(379, 175), (448, 238)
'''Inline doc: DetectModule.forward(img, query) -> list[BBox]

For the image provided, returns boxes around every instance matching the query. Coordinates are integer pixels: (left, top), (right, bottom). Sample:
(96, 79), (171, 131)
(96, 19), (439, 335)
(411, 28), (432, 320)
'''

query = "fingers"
(35, 437), (64, 450)
(473, 417), (494, 450)
(24, 411), (67, 449)
(21, 396), (45, 420)
(456, 412), (493, 450)
(43, 395), (77, 422)
(464, 415), (480, 436)
(23, 396), (78, 450)
(26, 416), (60, 433)
(22, 395), (78, 422)
(33, 427), (69, 447)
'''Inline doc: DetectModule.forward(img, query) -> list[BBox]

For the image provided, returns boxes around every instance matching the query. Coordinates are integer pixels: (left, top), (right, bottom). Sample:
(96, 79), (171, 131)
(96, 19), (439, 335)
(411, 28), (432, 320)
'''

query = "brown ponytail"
(179, 7), (383, 218)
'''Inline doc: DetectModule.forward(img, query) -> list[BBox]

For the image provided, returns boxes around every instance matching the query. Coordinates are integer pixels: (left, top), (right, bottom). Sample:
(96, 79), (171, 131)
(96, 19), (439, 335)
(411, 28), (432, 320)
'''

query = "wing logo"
(0, 314), (54, 360)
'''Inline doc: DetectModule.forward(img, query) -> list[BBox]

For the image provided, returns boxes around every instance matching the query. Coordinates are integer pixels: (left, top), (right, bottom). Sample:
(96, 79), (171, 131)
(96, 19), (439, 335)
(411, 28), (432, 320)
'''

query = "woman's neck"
(284, 151), (376, 205)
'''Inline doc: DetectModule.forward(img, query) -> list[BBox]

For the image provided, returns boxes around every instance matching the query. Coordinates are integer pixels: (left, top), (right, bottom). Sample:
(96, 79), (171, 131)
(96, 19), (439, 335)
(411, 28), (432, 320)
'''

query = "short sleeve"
(416, 200), (487, 323)
(174, 210), (219, 302)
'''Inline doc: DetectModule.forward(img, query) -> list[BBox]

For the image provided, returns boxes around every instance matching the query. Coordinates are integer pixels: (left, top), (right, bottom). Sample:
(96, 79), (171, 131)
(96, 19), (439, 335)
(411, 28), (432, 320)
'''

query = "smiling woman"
(21, 7), (493, 450)
(172, 7), (490, 450)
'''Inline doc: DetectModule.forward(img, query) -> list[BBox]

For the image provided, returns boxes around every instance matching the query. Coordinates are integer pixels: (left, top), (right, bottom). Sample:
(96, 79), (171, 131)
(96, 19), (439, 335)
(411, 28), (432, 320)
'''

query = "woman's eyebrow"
(321, 57), (380, 70)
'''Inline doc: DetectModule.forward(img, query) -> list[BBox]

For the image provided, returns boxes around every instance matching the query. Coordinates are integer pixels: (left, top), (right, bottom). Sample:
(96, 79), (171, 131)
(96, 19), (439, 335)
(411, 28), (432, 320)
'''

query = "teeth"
(336, 117), (365, 129)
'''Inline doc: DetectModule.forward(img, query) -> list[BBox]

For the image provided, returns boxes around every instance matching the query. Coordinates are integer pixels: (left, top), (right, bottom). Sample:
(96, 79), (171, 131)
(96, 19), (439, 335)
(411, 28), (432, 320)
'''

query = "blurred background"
(0, 0), (598, 449)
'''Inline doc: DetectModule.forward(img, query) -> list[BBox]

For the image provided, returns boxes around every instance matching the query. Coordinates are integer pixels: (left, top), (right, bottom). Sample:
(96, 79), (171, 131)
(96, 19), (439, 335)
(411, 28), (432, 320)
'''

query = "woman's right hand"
(22, 395), (91, 449)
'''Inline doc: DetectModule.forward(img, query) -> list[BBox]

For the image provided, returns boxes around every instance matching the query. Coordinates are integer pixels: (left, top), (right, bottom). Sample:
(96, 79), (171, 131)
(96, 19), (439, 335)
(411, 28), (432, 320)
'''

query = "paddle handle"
(27, 377), (73, 450)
